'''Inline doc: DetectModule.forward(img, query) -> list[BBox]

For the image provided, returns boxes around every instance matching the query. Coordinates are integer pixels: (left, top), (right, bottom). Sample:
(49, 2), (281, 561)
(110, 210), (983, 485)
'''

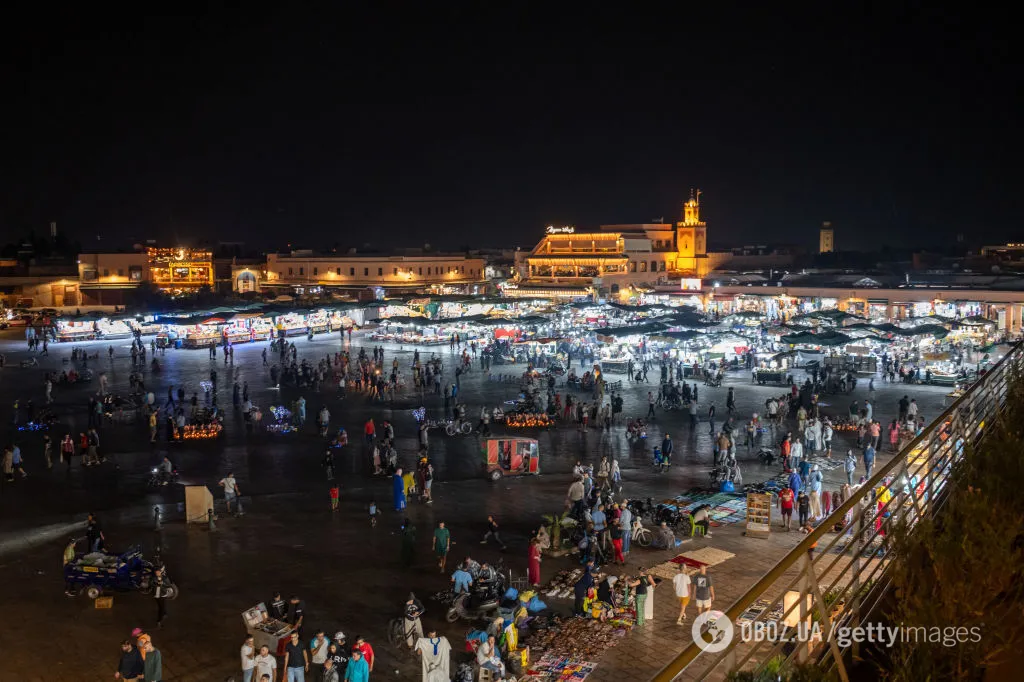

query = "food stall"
(130, 317), (161, 336)
(96, 318), (133, 339)
(306, 310), (329, 334)
(56, 320), (96, 342)
(249, 316), (274, 341)
(598, 344), (633, 374)
(182, 320), (222, 348)
(328, 311), (348, 331)
(156, 328), (180, 349)
(222, 316), (254, 345)
(274, 313), (307, 337)
(242, 603), (293, 656)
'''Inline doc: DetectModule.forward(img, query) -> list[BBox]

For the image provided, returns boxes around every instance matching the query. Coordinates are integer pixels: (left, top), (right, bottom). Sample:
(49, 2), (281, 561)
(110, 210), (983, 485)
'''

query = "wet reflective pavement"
(0, 331), (951, 681)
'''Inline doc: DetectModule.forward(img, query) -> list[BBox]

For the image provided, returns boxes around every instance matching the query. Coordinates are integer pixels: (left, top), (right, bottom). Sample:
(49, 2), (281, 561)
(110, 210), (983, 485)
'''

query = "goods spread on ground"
(522, 653), (598, 682)
(524, 617), (628, 676)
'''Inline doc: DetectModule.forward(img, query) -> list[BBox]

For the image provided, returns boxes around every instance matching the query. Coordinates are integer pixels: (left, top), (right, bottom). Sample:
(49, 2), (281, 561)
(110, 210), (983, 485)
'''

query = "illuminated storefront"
(148, 248), (214, 291)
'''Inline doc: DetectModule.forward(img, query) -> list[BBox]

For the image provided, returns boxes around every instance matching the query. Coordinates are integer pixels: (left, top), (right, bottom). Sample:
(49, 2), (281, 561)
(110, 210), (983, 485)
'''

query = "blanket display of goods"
(505, 413), (555, 428)
(522, 653), (598, 682)
(524, 616), (629, 663)
(180, 423), (223, 440)
(657, 490), (749, 526)
(17, 421), (50, 432)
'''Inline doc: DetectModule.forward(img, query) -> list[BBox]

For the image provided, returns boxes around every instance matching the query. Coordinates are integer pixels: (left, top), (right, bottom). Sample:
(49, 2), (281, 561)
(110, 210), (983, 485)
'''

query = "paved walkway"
(0, 330), (949, 680)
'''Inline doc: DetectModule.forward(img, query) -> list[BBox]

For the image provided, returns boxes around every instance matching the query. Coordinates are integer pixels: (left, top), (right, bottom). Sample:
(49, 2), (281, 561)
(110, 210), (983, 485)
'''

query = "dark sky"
(2, 5), (1020, 252)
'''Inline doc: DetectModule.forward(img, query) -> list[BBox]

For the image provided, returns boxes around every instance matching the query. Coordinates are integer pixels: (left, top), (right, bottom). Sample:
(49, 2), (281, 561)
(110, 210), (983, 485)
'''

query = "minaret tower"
(676, 189), (708, 271)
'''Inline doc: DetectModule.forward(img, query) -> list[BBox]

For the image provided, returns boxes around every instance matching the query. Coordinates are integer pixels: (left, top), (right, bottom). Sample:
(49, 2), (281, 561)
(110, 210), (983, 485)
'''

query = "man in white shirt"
(790, 439), (804, 475)
(241, 635), (256, 682)
(252, 644), (276, 682)
(673, 564), (692, 625)
(219, 472), (240, 514)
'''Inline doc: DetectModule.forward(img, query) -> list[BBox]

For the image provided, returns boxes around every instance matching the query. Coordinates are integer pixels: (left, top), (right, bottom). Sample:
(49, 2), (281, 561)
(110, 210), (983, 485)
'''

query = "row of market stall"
(45, 298), (1010, 382)
(54, 309), (361, 347)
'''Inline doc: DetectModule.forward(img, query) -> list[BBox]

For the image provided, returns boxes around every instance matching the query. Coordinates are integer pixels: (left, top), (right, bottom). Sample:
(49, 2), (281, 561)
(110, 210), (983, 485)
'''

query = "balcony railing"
(654, 340), (1024, 682)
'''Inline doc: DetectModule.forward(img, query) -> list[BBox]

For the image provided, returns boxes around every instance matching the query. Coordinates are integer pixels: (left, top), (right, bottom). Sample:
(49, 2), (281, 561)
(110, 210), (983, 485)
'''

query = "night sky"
(2, 6), (1019, 252)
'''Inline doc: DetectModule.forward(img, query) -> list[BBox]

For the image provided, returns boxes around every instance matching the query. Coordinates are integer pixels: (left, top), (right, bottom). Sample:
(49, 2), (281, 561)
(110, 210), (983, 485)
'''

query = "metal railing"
(654, 341), (1024, 682)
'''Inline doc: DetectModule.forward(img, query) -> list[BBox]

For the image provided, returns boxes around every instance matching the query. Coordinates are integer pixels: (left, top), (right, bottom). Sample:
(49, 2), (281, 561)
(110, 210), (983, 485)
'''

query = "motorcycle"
(626, 497), (654, 521)
(445, 419), (473, 436)
(148, 468), (179, 487)
(652, 503), (684, 528)
(757, 446), (777, 466)
(445, 561), (507, 622)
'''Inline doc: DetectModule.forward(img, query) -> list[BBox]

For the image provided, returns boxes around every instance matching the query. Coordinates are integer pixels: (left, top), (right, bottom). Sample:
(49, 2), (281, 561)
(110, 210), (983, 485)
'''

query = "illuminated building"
(77, 248), (214, 304)
(256, 251), (486, 295)
(511, 190), (713, 300)
(147, 248), (214, 291)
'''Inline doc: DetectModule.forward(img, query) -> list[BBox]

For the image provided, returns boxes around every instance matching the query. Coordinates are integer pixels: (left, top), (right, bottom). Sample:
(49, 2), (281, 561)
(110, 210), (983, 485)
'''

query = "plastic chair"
(687, 514), (706, 537)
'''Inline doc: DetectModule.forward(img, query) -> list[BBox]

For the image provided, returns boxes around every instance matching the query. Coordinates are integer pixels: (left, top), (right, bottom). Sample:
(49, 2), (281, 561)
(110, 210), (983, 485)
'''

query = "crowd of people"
(1, 315), (955, 682)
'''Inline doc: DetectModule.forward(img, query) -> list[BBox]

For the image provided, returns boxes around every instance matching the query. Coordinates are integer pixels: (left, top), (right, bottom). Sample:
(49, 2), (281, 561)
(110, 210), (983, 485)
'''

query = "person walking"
(142, 639), (162, 682)
(253, 645), (277, 682)
(393, 468), (407, 511)
(283, 630), (309, 682)
(609, 520), (625, 564)
(863, 442), (876, 478)
(153, 567), (168, 628)
(61, 433), (74, 466)
(673, 564), (691, 625)
(343, 649), (369, 682)
(433, 521), (451, 572)
(42, 434), (52, 469)
(309, 630), (330, 681)
(240, 635), (256, 682)
(797, 490), (810, 528)
(844, 450), (857, 485)
(778, 484), (795, 531)
(322, 658), (341, 682)
(219, 472), (241, 515)
(631, 569), (655, 626)
(693, 565), (715, 618)
(115, 638), (144, 681)
(619, 501), (633, 556)
(808, 465), (823, 520)
(480, 515), (507, 550)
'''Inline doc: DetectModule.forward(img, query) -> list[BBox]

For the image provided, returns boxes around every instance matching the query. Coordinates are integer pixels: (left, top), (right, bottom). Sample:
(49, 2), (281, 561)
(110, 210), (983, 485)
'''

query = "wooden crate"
(94, 596), (114, 609)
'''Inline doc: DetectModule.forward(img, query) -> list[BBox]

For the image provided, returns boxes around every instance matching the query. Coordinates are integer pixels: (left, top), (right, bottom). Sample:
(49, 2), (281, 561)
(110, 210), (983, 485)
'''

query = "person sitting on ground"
(652, 521), (677, 549)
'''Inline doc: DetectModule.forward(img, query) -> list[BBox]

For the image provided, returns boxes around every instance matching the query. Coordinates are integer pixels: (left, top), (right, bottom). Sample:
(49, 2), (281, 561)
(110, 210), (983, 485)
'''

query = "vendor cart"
(483, 437), (539, 482)
(753, 368), (788, 386)
(63, 539), (177, 601)
(243, 602), (294, 656)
